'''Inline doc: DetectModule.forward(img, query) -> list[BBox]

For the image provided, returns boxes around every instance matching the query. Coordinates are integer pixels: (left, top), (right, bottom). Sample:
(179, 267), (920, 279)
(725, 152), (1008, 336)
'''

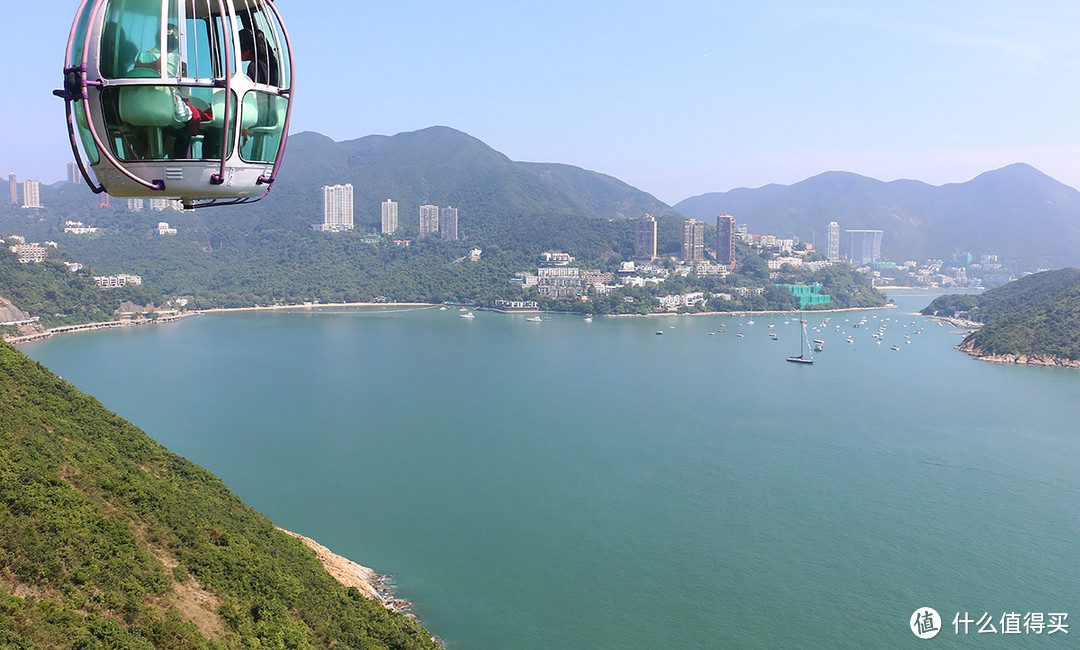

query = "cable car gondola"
(56, 0), (293, 208)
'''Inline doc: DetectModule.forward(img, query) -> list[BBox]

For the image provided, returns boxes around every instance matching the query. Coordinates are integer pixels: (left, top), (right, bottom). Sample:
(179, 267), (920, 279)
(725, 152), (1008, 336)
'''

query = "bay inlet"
(21, 291), (1080, 648)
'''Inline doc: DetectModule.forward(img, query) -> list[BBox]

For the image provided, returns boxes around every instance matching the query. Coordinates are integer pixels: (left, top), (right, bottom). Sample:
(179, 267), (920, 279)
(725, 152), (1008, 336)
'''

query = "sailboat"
(786, 318), (814, 364)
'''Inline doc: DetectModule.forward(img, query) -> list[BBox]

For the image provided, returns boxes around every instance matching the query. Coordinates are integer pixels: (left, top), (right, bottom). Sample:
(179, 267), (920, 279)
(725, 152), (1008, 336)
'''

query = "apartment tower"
(716, 214), (736, 268)
(827, 221), (840, 261)
(439, 206), (459, 240)
(322, 183), (354, 230)
(419, 204), (439, 237)
(381, 199), (398, 234)
(681, 219), (705, 261)
(635, 215), (657, 260)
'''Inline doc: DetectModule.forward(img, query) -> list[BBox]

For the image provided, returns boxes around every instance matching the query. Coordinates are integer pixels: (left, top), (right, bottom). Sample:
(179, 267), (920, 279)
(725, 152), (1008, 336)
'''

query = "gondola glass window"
(97, 0), (241, 161)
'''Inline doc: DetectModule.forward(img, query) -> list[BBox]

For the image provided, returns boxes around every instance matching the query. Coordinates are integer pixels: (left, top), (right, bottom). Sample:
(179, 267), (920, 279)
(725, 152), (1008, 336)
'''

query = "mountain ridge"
(675, 162), (1080, 266)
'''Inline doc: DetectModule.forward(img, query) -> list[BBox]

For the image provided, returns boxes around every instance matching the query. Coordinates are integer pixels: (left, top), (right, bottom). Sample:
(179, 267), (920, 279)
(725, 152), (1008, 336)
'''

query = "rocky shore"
(956, 341), (1080, 369)
(277, 528), (414, 616)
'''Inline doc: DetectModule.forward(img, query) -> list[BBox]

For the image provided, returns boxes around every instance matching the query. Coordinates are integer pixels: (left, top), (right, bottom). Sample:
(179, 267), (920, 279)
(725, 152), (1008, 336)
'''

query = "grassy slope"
(0, 341), (438, 649)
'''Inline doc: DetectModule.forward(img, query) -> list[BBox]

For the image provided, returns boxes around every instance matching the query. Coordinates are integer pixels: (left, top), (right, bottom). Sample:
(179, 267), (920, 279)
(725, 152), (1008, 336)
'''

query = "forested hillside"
(923, 268), (1080, 363)
(0, 340), (439, 648)
(0, 250), (163, 329)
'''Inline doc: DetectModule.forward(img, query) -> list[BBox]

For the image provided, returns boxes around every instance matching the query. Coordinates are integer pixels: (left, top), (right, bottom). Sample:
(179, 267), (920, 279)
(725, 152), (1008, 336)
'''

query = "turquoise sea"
(20, 291), (1080, 648)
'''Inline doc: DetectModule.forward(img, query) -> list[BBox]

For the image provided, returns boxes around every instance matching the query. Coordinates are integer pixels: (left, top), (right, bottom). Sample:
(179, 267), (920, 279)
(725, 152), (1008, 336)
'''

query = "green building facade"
(777, 283), (832, 309)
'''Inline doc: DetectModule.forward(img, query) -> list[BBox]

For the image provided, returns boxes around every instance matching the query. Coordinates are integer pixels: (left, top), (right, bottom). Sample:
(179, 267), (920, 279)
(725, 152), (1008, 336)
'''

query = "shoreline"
(5, 301), (908, 344)
(277, 528), (418, 617)
(4, 312), (192, 345)
(603, 304), (898, 318)
(198, 301), (438, 314)
(956, 341), (1080, 369)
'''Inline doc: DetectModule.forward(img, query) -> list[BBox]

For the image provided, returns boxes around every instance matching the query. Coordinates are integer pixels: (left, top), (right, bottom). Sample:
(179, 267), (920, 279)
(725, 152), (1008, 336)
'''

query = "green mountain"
(224, 126), (676, 235)
(923, 268), (1080, 363)
(675, 164), (1080, 267)
(0, 339), (439, 648)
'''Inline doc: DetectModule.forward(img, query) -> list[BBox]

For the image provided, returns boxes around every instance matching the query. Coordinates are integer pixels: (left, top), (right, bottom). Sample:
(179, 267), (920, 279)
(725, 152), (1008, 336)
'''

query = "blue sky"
(3, 0), (1080, 204)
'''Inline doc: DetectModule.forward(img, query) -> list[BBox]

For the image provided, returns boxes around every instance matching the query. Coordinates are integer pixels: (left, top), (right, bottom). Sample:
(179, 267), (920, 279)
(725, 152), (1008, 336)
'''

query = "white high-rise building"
(8, 173), (17, 204)
(21, 181), (42, 209)
(67, 162), (79, 184)
(128, 198), (145, 212)
(846, 229), (883, 263)
(322, 183), (354, 231)
(419, 204), (439, 237)
(439, 206), (458, 240)
(381, 199), (398, 234)
(827, 221), (840, 261)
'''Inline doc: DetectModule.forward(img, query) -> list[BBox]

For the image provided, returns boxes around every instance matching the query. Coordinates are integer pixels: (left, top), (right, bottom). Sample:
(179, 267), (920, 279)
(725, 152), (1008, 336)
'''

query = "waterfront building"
(635, 215), (657, 260)
(657, 292), (706, 310)
(827, 221), (840, 261)
(440, 206), (459, 240)
(21, 181), (42, 209)
(322, 184), (354, 231)
(8, 173), (16, 204)
(716, 214), (736, 268)
(846, 229), (883, 263)
(537, 266), (583, 298)
(381, 199), (398, 234)
(681, 219), (705, 261)
(777, 283), (832, 309)
(419, 204), (439, 237)
(493, 299), (540, 311)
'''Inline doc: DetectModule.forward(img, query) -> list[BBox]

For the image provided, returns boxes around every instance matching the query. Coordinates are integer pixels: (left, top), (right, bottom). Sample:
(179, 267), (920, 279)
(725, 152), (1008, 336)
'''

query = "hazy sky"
(3, 0), (1080, 204)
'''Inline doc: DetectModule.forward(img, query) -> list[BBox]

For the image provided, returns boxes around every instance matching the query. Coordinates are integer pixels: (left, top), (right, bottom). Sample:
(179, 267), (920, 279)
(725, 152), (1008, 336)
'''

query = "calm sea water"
(21, 292), (1080, 648)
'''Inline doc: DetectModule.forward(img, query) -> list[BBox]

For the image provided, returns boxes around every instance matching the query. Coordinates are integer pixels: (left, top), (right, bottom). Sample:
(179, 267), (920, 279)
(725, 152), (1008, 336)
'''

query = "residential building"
(777, 283), (832, 309)
(157, 222), (177, 235)
(381, 199), (398, 234)
(440, 206), (459, 240)
(149, 198), (183, 211)
(681, 219), (705, 261)
(322, 183), (354, 231)
(716, 214), (736, 267)
(846, 229), (883, 263)
(537, 266), (583, 298)
(63, 220), (98, 234)
(827, 221), (840, 261)
(8, 173), (17, 204)
(67, 162), (78, 184)
(419, 204), (439, 237)
(94, 274), (142, 288)
(540, 251), (574, 266)
(128, 198), (145, 212)
(657, 292), (706, 310)
(635, 215), (657, 260)
(493, 300), (540, 311)
(22, 181), (42, 209)
(10, 244), (46, 263)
